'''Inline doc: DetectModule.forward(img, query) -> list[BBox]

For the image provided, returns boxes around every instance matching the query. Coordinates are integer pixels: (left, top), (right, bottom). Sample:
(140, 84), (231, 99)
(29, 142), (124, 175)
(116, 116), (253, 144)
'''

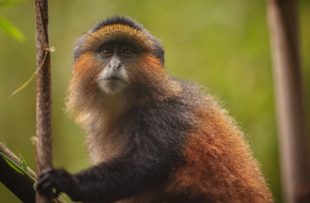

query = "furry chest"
(86, 119), (128, 164)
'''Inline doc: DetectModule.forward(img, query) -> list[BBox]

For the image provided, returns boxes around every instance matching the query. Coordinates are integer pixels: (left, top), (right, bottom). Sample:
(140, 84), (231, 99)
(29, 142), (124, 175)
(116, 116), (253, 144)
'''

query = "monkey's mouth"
(97, 75), (128, 94)
(105, 76), (122, 81)
(101, 76), (128, 86)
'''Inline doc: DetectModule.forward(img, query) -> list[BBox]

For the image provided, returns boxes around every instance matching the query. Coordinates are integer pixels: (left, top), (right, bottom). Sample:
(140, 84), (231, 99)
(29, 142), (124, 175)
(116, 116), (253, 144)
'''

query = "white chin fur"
(97, 66), (129, 95)
(98, 79), (128, 95)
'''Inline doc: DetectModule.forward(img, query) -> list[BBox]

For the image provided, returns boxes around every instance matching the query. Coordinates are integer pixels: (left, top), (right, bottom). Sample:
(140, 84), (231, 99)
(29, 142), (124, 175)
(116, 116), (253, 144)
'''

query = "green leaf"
(0, 16), (25, 42)
(0, 151), (26, 176)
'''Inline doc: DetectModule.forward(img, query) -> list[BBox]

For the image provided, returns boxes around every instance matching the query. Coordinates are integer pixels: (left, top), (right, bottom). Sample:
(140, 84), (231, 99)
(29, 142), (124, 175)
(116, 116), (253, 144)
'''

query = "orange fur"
(135, 55), (181, 98)
(66, 52), (102, 124)
(83, 24), (155, 53)
(72, 52), (101, 88)
(166, 97), (273, 202)
(134, 55), (166, 84)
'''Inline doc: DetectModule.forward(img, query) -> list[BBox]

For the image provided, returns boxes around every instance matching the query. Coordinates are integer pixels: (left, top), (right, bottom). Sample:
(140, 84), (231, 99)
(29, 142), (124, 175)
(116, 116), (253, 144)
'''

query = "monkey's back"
(116, 80), (273, 203)
(162, 80), (273, 202)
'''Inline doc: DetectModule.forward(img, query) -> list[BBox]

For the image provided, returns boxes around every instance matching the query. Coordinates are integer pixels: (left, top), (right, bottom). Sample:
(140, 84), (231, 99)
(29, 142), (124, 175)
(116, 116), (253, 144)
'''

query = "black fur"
(36, 81), (198, 202)
(91, 16), (144, 33)
(74, 97), (192, 202)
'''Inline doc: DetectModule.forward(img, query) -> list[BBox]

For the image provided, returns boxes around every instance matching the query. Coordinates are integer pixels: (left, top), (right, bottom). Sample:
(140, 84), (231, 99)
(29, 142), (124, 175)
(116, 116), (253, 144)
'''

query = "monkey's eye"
(121, 48), (133, 56)
(100, 48), (113, 58)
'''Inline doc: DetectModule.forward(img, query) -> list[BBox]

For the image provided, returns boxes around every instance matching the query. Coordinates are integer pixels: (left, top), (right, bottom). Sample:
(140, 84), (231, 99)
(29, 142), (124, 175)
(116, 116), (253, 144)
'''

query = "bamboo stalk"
(0, 143), (36, 203)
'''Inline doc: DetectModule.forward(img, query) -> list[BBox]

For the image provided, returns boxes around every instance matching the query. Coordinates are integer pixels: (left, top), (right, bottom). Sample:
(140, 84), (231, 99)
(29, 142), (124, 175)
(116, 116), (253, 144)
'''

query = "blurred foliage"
(0, 0), (309, 202)
(0, 0), (22, 7)
(0, 0), (24, 42)
(0, 16), (25, 42)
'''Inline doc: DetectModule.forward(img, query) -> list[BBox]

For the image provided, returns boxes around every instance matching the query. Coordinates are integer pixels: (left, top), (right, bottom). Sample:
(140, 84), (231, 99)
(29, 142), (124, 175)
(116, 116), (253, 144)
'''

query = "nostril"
(112, 62), (121, 70)
(116, 63), (121, 69)
(109, 64), (121, 70)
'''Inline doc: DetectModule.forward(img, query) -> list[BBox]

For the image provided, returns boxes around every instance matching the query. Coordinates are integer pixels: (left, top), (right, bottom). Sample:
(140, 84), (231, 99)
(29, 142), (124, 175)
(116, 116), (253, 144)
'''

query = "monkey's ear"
(152, 43), (165, 66)
(73, 34), (88, 60)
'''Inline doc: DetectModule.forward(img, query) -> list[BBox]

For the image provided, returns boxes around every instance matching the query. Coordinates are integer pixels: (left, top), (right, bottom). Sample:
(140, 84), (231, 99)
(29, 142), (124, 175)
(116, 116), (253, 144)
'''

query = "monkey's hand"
(36, 168), (81, 201)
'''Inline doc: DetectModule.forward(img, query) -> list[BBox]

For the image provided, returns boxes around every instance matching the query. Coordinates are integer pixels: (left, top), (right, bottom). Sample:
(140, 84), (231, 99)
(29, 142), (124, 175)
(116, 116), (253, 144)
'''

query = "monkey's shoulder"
(122, 80), (210, 131)
(121, 97), (192, 137)
(126, 79), (213, 122)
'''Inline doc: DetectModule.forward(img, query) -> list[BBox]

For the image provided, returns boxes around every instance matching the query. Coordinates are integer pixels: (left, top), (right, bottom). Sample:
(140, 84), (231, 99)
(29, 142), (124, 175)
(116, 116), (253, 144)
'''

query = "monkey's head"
(67, 17), (178, 120)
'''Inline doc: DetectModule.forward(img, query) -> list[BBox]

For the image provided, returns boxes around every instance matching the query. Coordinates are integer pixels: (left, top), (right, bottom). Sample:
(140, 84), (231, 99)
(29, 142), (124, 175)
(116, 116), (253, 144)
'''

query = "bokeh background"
(1, 0), (309, 202)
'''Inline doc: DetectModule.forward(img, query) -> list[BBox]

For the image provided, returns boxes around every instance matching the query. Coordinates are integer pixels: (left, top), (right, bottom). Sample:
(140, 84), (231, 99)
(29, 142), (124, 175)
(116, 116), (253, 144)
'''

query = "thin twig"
(11, 47), (55, 97)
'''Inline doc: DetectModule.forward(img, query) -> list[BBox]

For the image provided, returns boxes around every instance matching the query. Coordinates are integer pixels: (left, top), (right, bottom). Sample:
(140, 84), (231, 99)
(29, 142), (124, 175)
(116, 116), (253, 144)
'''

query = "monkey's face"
(95, 41), (141, 95)
(70, 17), (167, 110)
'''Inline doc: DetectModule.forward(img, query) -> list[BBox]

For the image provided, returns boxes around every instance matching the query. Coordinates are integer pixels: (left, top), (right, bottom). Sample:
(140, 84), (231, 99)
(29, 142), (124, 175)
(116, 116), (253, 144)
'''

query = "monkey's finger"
(35, 182), (55, 197)
(36, 175), (54, 191)
(35, 178), (54, 191)
(37, 173), (55, 188)
(41, 167), (54, 174)
(37, 174), (51, 184)
(35, 174), (56, 194)
(37, 183), (59, 199)
(51, 187), (60, 198)
(38, 168), (55, 179)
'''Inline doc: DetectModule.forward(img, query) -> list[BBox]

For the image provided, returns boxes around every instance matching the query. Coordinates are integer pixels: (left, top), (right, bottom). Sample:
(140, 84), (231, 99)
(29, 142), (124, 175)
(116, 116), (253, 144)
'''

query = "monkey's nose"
(109, 58), (122, 70)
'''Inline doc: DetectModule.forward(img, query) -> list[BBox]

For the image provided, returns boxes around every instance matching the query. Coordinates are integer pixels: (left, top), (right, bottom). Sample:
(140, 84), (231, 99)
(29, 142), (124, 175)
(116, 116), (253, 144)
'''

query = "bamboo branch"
(0, 143), (66, 203)
(0, 143), (36, 203)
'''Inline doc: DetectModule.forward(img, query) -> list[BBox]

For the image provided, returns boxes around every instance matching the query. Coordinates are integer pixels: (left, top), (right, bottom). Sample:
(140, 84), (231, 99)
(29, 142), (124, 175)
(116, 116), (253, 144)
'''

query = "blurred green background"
(0, 0), (309, 202)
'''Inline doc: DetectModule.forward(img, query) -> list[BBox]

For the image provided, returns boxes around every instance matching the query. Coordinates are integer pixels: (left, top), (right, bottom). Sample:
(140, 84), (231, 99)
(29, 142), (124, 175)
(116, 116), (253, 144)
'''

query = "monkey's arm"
(81, 147), (173, 201)
(36, 112), (184, 202)
(37, 141), (175, 202)
(36, 100), (188, 202)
